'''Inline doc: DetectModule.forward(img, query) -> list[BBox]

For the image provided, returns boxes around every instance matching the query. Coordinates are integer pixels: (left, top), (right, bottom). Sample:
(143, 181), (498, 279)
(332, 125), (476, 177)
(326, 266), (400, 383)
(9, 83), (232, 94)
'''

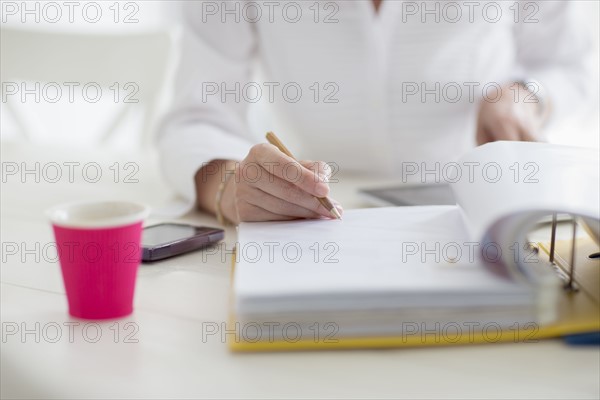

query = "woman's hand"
(476, 83), (549, 145)
(219, 143), (342, 223)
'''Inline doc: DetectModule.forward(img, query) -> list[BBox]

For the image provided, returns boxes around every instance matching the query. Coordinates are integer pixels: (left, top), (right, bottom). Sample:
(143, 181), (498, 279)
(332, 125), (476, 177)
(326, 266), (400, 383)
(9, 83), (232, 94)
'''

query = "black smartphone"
(141, 223), (224, 262)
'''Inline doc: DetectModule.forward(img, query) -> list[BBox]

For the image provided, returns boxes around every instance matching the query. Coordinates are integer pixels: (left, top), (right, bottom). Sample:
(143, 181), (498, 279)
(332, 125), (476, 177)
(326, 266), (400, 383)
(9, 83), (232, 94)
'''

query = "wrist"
(194, 159), (238, 218)
(219, 170), (239, 225)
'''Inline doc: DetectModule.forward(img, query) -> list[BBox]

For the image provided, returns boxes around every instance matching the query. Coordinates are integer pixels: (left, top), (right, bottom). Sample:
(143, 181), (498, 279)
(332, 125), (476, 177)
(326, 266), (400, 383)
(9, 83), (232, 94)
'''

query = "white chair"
(0, 27), (172, 148)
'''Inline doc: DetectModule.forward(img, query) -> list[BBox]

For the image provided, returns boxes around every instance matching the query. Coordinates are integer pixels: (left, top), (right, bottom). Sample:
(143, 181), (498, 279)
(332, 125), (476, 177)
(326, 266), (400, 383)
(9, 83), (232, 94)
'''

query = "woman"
(159, 0), (592, 223)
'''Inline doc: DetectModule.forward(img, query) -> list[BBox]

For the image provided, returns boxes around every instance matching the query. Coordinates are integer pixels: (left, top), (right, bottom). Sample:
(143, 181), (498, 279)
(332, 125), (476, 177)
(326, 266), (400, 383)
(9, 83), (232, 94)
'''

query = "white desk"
(1, 143), (599, 399)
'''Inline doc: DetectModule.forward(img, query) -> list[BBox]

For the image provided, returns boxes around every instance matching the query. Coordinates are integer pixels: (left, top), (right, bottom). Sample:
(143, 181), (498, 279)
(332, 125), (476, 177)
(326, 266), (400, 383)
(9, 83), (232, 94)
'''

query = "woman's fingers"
(235, 199), (297, 222)
(478, 116), (521, 143)
(476, 84), (541, 145)
(246, 143), (330, 197)
(247, 168), (333, 217)
(231, 143), (339, 222)
(299, 160), (332, 182)
(241, 186), (326, 219)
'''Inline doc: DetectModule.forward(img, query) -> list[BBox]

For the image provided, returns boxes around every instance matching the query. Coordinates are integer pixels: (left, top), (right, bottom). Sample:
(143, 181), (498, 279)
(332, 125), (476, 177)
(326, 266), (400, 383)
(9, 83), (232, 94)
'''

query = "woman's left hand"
(476, 82), (548, 145)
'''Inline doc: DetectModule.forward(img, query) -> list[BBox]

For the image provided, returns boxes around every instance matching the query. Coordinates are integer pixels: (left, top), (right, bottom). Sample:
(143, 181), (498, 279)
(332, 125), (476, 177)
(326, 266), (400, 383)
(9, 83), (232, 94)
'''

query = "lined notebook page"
(234, 206), (531, 313)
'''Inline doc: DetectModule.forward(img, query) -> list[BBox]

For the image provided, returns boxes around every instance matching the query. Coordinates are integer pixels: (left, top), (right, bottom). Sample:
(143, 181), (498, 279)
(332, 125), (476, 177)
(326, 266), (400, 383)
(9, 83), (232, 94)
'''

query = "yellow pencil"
(266, 131), (342, 220)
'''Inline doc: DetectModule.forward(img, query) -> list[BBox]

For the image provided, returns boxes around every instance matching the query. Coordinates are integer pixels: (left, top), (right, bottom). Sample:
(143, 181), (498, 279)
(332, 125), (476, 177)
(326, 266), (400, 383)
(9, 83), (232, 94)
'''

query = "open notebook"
(231, 142), (600, 351)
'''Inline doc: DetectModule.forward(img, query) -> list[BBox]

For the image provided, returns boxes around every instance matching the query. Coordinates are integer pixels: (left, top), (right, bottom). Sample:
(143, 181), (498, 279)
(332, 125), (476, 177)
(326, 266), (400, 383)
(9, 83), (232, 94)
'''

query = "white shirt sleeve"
(512, 0), (595, 126)
(158, 1), (256, 204)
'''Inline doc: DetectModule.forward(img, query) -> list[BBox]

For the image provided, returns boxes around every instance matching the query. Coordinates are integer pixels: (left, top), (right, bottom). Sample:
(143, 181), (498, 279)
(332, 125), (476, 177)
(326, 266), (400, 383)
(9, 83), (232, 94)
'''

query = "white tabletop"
(1, 142), (598, 399)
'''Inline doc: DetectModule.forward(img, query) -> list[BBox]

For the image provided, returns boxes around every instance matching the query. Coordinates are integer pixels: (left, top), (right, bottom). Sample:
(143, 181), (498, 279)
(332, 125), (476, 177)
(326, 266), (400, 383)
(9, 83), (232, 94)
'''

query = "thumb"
(299, 160), (332, 183)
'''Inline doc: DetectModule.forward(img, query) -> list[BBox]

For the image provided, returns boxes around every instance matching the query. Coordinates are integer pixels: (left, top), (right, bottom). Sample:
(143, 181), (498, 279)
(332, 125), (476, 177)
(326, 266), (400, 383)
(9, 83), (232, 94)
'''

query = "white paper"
(452, 141), (600, 239)
(235, 206), (531, 315)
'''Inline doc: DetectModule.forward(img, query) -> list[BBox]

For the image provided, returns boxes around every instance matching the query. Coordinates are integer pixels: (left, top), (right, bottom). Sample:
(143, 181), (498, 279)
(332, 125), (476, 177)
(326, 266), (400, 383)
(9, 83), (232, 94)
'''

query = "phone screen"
(141, 224), (216, 246)
(361, 184), (456, 206)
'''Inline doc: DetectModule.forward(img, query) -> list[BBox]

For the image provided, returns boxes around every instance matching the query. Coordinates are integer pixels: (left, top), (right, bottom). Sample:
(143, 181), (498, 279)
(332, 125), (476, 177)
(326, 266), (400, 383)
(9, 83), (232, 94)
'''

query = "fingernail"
(318, 173), (329, 183)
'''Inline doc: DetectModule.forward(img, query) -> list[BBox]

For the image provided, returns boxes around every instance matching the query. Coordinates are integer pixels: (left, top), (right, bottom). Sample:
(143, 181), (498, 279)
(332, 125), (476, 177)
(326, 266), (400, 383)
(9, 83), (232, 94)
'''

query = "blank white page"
(234, 206), (530, 313)
(452, 141), (600, 239)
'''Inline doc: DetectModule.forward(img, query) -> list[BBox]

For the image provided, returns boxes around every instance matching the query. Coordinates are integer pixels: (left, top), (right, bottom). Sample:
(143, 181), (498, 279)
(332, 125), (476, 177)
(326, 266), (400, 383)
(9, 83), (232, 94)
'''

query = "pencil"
(266, 132), (342, 220)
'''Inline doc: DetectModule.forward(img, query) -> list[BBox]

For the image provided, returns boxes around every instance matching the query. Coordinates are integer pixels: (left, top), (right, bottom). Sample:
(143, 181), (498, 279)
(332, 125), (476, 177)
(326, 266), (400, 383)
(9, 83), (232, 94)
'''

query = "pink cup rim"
(46, 200), (149, 229)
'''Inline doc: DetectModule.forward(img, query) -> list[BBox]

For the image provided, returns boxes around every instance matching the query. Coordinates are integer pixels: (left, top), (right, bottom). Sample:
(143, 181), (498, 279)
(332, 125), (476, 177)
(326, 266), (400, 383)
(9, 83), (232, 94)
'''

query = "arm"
(158, 1), (257, 205)
(159, 2), (340, 223)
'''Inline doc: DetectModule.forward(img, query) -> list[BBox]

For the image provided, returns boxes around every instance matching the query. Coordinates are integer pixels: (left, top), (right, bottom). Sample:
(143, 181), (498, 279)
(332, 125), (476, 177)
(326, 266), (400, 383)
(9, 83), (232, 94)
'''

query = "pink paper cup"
(47, 201), (149, 320)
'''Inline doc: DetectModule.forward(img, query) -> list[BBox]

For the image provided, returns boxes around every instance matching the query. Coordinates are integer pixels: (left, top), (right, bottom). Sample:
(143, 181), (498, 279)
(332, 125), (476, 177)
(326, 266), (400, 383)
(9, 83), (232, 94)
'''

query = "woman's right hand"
(220, 143), (342, 223)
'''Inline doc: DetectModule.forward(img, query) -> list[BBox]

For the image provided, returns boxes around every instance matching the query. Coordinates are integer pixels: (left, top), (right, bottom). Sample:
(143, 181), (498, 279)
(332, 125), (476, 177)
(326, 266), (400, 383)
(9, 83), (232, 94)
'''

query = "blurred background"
(1, 0), (599, 152)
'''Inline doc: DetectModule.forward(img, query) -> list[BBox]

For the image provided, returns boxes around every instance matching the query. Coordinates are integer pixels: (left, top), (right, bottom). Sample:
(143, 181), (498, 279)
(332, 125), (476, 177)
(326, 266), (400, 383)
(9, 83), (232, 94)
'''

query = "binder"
(227, 142), (600, 352)
(228, 234), (599, 352)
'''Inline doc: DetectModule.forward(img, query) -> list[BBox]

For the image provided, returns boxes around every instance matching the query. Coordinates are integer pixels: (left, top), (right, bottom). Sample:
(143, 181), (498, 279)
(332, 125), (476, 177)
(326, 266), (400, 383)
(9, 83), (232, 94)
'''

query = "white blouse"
(158, 0), (593, 203)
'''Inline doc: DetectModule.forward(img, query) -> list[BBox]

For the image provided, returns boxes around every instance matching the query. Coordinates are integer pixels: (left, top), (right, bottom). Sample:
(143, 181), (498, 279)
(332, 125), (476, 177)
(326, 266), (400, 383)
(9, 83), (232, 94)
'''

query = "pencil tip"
(330, 208), (343, 220)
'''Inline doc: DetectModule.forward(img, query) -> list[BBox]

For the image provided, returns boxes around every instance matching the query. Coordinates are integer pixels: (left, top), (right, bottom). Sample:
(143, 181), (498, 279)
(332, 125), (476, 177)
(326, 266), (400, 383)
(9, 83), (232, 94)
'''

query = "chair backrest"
(1, 27), (172, 147)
